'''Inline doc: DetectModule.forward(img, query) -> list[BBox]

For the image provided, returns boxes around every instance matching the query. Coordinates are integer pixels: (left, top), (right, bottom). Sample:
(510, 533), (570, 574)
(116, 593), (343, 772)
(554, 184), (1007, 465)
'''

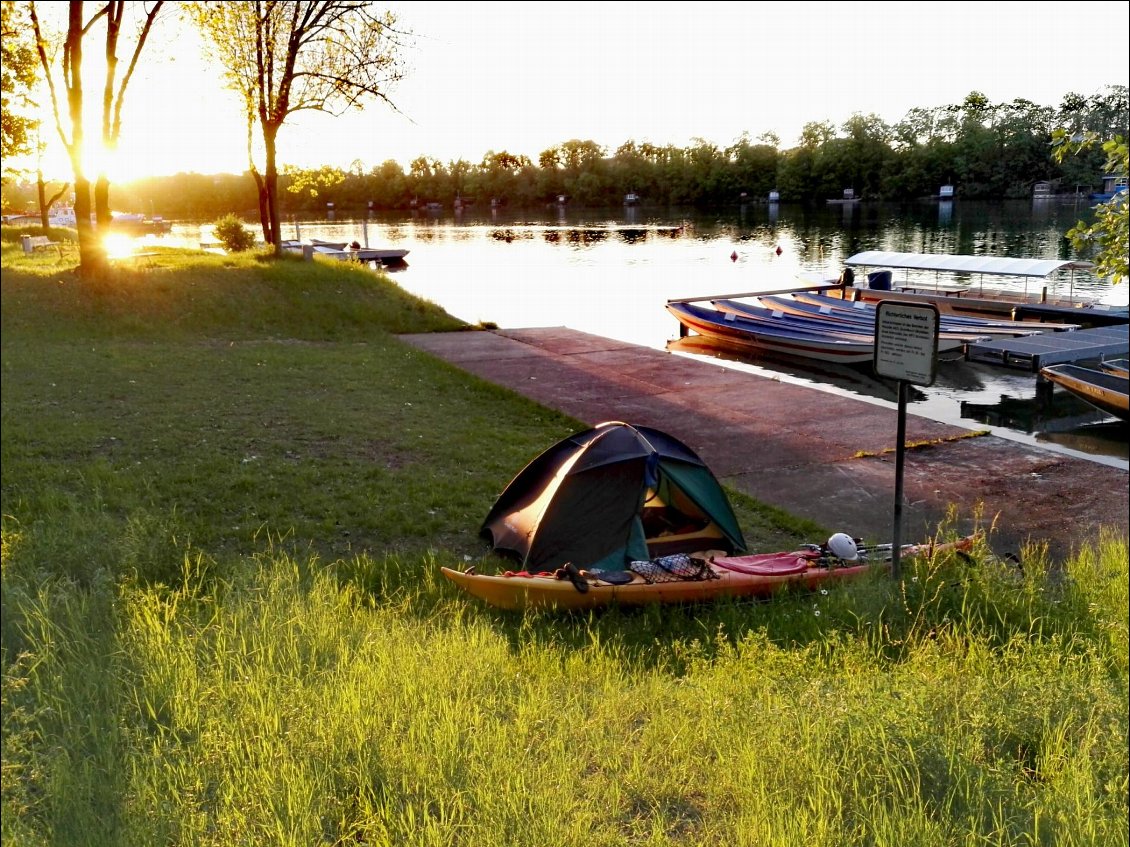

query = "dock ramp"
(965, 324), (1129, 371)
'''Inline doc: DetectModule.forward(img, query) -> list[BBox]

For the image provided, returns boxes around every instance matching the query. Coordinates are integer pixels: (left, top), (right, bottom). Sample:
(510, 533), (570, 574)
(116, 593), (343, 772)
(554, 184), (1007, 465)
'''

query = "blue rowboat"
(666, 301), (876, 365)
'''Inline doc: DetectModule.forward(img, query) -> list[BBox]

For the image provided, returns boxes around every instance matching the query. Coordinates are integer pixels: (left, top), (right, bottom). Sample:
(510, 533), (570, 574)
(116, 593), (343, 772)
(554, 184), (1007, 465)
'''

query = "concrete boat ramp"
(401, 327), (1128, 563)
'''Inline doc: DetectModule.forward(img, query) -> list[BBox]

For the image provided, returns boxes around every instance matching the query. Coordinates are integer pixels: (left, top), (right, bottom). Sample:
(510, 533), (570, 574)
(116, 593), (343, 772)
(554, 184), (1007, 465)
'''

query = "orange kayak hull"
(442, 536), (974, 611)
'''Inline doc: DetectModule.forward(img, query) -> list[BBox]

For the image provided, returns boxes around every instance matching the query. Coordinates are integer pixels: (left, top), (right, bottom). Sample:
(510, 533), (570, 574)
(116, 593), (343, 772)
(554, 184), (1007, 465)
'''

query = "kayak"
(441, 535), (976, 611)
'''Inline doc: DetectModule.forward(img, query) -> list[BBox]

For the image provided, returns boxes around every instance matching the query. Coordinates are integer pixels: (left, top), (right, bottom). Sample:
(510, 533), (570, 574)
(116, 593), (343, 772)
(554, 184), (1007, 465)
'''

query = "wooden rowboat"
(1039, 363), (1130, 421)
(1099, 358), (1129, 378)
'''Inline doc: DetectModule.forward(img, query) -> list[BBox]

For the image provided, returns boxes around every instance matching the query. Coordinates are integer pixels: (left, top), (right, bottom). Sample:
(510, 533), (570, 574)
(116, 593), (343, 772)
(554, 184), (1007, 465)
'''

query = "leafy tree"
(284, 164), (346, 201)
(683, 138), (730, 205)
(448, 157), (473, 204)
(407, 155), (447, 204)
(29, 1), (102, 273)
(92, 1), (166, 227)
(478, 149), (532, 206)
(13, 79), (1122, 222)
(1, 0), (38, 179)
(798, 120), (835, 149)
(33, 161), (70, 227)
(370, 158), (408, 207)
(728, 136), (778, 201)
(1053, 130), (1128, 284)
(839, 113), (891, 198)
(28, 0), (164, 277)
(187, 1), (409, 255)
(776, 145), (815, 201)
(536, 146), (564, 200)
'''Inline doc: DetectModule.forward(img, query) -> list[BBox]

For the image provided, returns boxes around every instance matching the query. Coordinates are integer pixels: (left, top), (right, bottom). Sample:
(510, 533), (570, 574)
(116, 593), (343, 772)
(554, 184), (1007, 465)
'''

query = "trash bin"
(867, 270), (892, 290)
(20, 234), (32, 255)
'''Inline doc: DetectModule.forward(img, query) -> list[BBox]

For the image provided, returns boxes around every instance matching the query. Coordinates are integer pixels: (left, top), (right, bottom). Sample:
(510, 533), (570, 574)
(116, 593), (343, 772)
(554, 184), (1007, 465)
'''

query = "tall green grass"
(3, 244), (1127, 846)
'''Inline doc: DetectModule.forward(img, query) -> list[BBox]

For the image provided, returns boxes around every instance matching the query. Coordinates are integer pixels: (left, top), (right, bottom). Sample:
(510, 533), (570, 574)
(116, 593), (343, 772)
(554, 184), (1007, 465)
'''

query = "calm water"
(158, 200), (1129, 467)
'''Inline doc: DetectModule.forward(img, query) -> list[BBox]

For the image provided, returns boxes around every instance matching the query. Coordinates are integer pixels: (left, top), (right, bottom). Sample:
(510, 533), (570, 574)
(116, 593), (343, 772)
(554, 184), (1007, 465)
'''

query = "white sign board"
(873, 302), (940, 386)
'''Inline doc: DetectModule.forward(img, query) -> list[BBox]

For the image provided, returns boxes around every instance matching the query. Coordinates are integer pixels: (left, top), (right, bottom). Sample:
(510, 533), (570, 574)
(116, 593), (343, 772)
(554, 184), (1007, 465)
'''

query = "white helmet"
(826, 533), (859, 561)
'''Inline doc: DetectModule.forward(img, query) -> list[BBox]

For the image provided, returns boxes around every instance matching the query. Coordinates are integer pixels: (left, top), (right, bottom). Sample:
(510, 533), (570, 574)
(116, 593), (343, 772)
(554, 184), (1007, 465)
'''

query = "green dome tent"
(480, 421), (747, 572)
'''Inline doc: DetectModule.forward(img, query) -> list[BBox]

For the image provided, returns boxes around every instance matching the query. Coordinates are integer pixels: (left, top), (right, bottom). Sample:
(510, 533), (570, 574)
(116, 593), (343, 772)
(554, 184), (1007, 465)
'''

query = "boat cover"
(844, 251), (1093, 278)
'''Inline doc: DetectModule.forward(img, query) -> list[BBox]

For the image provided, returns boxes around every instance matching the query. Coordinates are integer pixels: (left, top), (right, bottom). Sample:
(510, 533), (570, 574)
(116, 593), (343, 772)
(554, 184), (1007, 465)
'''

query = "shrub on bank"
(212, 214), (256, 252)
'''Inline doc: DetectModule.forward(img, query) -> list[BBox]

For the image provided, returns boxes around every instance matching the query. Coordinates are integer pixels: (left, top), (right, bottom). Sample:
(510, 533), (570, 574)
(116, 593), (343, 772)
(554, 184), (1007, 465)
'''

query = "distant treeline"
(7, 88), (1128, 219)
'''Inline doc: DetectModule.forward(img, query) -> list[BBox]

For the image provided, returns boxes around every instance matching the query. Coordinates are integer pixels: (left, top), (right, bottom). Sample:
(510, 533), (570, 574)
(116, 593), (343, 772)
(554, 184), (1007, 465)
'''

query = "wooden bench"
(22, 235), (64, 256)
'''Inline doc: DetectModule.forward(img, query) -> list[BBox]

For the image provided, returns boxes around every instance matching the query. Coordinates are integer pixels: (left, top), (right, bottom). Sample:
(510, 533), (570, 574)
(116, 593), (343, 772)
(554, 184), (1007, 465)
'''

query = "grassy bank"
(3, 243), (1127, 846)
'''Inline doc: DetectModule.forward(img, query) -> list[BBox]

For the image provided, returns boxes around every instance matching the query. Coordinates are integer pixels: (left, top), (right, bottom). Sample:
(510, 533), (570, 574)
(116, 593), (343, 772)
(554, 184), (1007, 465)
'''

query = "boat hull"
(1099, 358), (1129, 378)
(285, 240), (410, 263)
(442, 537), (975, 610)
(760, 293), (1064, 338)
(666, 301), (875, 364)
(711, 297), (969, 355)
(1040, 364), (1130, 421)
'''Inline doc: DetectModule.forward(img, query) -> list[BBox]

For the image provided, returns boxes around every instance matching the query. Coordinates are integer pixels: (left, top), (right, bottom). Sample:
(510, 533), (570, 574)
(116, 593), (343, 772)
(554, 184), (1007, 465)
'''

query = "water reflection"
(960, 388), (1102, 433)
(214, 201), (1126, 307)
(156, 200), (1126, 463)
(1039, 420), (1129, 455)
(488, 228), (533, 243)
(670, 337), (1127, 462)
(667, 336), (915, 405)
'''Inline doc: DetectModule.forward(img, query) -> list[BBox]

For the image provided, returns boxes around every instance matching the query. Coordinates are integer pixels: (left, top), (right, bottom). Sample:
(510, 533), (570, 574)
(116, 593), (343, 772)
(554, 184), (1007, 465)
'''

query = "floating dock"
(965, 324), (1129, 371)
(1008, 302), (1130, 328)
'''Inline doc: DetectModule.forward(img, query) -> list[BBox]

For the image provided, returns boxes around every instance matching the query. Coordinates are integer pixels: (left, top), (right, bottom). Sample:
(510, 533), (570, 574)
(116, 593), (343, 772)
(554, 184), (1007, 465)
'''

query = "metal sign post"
(873, 302), (940, 580)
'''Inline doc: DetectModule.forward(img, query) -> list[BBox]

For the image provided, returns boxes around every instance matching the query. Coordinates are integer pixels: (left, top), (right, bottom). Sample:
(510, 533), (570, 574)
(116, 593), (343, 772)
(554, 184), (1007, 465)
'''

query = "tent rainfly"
(480, 421), (747, 572)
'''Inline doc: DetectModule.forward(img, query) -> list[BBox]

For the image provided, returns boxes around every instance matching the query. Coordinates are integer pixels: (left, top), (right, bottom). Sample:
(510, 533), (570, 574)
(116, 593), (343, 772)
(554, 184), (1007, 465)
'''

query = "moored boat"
(1039, 363), (1130, 421)
(1099, 358), (1129, 378)
(666, 300), (876, 364)
(301, 238), (410, 263)
(827, 251), (1127, 327)
(109, 213), (172, 235)
(710, 296), (974, 355)
(768, 291), (1079, 337)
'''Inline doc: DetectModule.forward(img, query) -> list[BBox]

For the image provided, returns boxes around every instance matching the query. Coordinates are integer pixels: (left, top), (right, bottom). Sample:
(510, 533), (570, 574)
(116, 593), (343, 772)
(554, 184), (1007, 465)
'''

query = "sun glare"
(102, 233), (135, 259)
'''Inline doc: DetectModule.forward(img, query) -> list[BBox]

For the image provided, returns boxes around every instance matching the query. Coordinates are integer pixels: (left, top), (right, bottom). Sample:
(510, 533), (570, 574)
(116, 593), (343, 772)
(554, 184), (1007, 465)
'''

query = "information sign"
(873, 301), (941, 386)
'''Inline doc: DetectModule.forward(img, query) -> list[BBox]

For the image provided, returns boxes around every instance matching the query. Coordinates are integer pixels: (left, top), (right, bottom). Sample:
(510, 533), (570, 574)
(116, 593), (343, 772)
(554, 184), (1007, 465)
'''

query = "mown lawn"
(3, 239), (1127, 847)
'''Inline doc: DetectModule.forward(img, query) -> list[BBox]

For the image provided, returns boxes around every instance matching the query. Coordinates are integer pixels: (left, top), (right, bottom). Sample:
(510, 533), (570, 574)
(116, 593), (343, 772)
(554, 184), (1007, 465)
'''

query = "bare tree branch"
(189, 0), (411, 253)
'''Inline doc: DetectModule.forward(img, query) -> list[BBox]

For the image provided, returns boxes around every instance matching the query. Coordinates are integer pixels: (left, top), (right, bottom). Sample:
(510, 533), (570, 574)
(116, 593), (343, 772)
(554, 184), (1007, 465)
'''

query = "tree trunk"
(37, 176), (49, 229)
(37, 175), (71, 228)
(94, 174), (112, 229)
(73, 177), (107, 277)
(251, 167), (270, 243)
(95, 1), (121, 229)
(264, 123), (282, 256)
(61, 2), (105, 278)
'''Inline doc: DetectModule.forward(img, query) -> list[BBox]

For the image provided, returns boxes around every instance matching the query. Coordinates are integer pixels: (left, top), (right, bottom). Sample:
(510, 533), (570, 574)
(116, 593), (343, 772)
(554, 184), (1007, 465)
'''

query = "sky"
(25, 0), (1130, 182)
